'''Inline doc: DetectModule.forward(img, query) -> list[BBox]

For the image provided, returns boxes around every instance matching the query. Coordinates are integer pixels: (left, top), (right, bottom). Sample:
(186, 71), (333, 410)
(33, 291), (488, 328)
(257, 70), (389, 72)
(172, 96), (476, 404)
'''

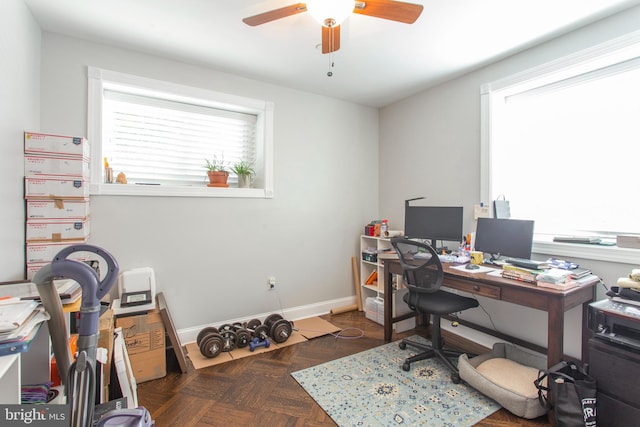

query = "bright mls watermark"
(1, 405), (69, 426)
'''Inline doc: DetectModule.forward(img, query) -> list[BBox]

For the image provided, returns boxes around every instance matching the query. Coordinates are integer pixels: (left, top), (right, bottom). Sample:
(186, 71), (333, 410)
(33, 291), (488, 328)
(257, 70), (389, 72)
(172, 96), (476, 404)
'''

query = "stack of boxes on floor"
(24, 132), (91, 278)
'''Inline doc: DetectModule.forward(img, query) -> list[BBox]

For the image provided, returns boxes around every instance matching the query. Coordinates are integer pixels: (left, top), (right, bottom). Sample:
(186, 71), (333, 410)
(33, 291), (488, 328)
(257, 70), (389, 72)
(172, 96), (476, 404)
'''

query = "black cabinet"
(588, 338), (640, 426)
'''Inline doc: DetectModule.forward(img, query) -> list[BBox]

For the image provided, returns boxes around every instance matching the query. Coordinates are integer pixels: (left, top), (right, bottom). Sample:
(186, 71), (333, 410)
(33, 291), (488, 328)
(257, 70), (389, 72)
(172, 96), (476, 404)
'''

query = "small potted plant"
(230, 160), (255, 188)
(205, 156), (229, 187)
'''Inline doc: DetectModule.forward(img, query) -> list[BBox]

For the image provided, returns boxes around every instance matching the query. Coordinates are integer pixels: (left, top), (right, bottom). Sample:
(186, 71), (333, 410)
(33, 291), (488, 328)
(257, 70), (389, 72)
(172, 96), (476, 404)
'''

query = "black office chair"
(391, 238), (479, 383)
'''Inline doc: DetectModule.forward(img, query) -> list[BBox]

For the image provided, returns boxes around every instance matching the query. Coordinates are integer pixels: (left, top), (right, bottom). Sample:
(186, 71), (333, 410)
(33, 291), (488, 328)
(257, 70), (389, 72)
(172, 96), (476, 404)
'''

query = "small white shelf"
(359, 235), (414, 332)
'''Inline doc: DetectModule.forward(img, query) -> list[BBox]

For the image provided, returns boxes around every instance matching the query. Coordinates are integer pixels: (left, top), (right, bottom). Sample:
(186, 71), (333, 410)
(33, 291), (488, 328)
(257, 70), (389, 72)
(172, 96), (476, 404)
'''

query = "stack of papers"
(0, 279), (81, 304)
(0, 299), (49, 356)
(0, 299), (38, 332)
(536, 268), (576, 290)
(536, 268), (573, 284)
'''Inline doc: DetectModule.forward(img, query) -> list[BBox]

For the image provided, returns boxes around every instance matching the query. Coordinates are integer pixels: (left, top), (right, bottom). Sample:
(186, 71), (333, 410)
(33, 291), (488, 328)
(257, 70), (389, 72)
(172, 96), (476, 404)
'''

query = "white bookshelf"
(359, 235), (414, 332)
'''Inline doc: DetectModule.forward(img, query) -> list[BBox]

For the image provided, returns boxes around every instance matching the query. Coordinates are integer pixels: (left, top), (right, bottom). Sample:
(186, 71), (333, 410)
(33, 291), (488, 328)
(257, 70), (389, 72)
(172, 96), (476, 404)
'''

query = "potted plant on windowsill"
(230, 160), (255, 188)
(205, 156), (229, 187)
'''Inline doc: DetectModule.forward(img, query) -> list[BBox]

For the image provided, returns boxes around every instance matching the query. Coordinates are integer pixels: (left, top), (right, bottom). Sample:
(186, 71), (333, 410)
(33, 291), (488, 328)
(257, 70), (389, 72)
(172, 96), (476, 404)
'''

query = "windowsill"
(533, 240), (639, 265)
(90, 183), (273, 198)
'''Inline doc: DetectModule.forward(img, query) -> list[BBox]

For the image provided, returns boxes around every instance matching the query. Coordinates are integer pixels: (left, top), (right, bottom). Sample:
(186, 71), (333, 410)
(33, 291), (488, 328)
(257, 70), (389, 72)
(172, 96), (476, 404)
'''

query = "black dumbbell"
(197, 326), (223, 358)
(226, 322), (251, 348)
(219, 329), (237, 352)
(264, 313), (293, 344)
(244, 318), (270, 342)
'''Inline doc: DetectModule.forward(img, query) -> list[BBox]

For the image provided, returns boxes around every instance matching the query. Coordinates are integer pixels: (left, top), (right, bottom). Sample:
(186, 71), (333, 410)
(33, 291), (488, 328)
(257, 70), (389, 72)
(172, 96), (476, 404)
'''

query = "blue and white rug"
(291, 336), (500, 426)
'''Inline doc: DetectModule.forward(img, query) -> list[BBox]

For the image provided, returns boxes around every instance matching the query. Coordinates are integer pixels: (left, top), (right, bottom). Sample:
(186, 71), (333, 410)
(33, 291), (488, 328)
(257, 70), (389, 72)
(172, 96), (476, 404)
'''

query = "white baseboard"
(178, 295), (356, 345)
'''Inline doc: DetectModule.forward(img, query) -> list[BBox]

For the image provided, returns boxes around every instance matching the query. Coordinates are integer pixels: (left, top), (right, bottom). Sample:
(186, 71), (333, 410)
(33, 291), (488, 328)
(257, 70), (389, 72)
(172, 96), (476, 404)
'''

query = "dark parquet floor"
(137, 310), (551, 426)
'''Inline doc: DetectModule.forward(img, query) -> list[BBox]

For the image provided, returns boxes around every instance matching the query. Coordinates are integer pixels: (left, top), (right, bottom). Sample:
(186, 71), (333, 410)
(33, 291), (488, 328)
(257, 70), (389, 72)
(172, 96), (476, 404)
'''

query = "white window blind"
(103, 90), (257, 186)
(482, 31), (640, 243)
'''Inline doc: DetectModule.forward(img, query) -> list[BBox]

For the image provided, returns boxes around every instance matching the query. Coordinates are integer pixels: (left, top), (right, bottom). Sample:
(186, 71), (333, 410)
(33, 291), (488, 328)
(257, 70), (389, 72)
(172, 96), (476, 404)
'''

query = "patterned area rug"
(291, 336), (500, 426)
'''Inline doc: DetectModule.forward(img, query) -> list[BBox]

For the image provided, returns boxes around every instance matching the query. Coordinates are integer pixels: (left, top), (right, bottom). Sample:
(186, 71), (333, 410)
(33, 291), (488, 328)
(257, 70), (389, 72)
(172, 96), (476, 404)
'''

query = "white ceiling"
(23, 0), (640, 107)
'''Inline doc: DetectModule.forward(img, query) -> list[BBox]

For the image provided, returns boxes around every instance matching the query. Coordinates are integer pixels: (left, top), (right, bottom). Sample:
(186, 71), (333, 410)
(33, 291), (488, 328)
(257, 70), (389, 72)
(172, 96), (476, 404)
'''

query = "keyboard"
(504, 258), (546, 270)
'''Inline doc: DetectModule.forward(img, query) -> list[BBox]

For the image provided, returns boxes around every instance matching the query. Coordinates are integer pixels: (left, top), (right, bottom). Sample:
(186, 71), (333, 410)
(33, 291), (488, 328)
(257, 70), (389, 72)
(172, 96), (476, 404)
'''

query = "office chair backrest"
(391, 238), (443, 294)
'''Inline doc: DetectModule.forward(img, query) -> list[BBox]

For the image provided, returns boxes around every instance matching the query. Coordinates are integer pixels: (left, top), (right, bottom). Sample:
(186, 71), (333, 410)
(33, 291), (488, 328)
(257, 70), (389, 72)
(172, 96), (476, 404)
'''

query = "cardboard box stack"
(24, 132), (91, 278)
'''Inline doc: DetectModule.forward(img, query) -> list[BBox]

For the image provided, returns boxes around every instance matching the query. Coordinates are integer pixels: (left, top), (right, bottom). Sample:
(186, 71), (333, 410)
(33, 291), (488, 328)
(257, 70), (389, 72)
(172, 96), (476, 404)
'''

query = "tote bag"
(535, 361), (597, 427)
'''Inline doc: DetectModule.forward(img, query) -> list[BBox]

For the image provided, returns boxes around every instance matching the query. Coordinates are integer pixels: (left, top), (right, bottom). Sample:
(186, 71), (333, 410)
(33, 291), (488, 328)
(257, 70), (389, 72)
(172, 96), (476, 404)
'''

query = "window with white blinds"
(481, 31), (640, 250)
(88, 67), (274, 198)
(103, 90), (257, 186)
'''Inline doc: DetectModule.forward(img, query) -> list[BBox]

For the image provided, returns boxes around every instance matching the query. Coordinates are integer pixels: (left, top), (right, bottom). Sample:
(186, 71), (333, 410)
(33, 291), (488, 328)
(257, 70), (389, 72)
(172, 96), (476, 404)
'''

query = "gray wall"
(0, 0), (41, 279)
(31, 33), (379, 332)
(379, 5), (640, 357)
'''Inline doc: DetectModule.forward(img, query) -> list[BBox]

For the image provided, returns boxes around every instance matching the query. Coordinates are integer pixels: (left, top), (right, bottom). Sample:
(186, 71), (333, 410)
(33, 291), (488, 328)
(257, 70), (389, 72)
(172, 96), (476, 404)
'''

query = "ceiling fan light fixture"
(306, 0), (355, 27)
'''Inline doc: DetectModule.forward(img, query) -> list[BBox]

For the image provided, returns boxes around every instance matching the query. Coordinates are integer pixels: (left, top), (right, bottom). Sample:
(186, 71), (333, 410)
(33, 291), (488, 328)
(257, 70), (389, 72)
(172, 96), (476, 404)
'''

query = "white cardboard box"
(24, 132), (89, 158)
(25, 177), (89, 199)
(26, 199), (90, 220)
(25, 154), (90, 179)
(26, 219), (90, 242)
(26, 263), (47, 280)
(26, 242), (88, 264)
(365, 291), (415, 333)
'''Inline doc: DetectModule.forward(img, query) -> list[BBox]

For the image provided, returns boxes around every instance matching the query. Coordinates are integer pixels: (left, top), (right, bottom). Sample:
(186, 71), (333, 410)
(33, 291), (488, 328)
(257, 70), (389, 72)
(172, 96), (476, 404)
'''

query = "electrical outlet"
(268, 277), (276, 290)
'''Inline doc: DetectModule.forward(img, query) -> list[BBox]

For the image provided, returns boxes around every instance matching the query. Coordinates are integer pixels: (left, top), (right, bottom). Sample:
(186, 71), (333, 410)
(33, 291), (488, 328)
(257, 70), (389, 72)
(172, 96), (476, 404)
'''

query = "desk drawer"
(448, 279), (501, 299)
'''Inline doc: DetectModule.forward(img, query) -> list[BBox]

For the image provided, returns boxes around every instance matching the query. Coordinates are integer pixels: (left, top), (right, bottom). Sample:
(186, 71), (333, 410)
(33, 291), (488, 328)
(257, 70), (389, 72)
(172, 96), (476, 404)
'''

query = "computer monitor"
(474, 217), (535, 261)
(404, 206), (464, 249)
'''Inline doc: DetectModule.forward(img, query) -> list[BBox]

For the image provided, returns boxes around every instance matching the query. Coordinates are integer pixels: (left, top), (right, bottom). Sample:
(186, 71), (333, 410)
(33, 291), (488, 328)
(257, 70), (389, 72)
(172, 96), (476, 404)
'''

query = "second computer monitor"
(404, 206), (464, 248)
(474, 217), (535, 260)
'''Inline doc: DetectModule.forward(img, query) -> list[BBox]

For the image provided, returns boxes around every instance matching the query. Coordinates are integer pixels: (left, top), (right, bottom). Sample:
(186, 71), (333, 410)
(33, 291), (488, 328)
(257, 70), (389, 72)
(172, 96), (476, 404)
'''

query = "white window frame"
(480, 30), (640, 264)
(87, 66), (274, 198)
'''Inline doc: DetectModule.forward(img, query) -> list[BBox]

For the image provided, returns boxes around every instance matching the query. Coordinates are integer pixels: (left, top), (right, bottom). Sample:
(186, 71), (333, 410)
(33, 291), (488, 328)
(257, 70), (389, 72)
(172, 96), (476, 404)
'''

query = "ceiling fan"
(242, 0), (424, 54)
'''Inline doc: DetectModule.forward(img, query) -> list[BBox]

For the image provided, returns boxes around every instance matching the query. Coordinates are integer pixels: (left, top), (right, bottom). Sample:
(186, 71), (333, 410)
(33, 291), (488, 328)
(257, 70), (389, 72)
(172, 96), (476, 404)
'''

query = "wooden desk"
(382, 258), (597, 368)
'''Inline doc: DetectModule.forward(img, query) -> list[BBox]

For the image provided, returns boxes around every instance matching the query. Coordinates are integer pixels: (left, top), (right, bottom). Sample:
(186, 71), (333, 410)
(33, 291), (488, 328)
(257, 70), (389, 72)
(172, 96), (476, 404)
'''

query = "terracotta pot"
(207, 171), (229, 187)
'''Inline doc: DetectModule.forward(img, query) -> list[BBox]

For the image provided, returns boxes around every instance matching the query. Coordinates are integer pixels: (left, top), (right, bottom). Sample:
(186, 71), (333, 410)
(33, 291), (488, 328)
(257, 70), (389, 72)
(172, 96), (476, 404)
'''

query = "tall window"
(88, 67), (274, 198)
(481, 31), (640, 245)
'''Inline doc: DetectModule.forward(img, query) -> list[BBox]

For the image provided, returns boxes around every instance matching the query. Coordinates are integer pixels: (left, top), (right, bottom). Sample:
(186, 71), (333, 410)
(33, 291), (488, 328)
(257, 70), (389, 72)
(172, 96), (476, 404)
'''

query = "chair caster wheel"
(451, 373), (461, 384)
(399, 341), (407, 350)
(402, 362), (410, 372)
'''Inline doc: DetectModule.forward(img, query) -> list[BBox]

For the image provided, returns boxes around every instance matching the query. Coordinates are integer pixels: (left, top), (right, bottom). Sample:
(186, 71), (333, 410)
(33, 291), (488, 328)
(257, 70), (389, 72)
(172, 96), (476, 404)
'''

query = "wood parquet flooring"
(137, 310), (551, 426)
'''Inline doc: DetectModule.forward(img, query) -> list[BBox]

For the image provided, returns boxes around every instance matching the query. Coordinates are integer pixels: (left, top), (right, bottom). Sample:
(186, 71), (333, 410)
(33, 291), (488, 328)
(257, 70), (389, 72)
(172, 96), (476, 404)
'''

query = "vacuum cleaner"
(32, 244), (154, 427)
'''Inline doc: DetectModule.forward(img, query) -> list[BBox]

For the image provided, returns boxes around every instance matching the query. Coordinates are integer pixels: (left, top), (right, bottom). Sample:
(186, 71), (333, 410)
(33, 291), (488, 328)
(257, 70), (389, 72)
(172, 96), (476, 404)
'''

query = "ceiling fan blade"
(242, 3), (308, 26)
(353, 0), (423, 24)
(321, 25), (341, 54)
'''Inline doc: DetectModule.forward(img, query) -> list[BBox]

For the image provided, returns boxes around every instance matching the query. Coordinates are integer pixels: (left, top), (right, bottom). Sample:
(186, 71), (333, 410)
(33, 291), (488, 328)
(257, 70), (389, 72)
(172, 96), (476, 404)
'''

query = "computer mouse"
(465, 263), (480, 270)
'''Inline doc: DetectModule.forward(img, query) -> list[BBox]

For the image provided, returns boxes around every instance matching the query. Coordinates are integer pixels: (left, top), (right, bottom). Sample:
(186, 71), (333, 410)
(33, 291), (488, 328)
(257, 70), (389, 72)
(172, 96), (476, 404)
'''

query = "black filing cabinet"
(588, 338), (640, 426)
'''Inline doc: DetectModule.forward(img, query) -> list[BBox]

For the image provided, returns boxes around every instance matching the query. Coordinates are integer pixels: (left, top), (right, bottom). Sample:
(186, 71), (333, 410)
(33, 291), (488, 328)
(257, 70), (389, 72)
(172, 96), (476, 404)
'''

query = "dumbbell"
(196, 326), (223, 358)
(220, 323), (251, 349)
(249, 336), (270, 352)
(244, 318), (271, 342)
(230, 322), (251, 349)
(215, 324), (238, 352)
(197, 325), (237, 358)
(264, 313), (294, 344)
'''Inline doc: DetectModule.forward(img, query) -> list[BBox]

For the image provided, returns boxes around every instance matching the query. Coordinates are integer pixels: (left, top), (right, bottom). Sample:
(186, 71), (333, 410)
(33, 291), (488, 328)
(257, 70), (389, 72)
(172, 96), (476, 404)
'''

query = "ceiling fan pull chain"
(327, 20), (335, 77)
(328, 52), (335, 77)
